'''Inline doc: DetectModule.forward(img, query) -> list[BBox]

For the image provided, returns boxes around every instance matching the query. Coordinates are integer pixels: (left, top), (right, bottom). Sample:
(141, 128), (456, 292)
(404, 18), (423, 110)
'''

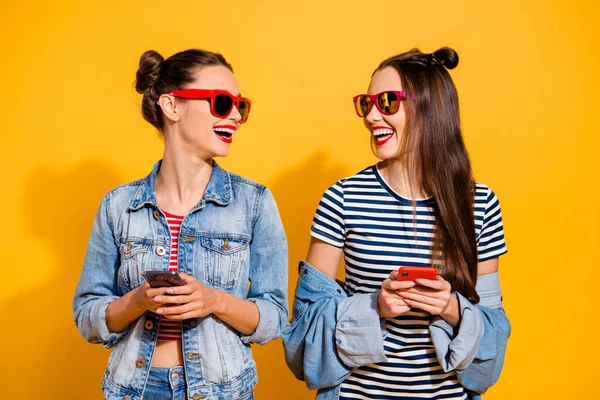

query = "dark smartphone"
(397, 266), (437, 282)
(142, 270), (186, 288)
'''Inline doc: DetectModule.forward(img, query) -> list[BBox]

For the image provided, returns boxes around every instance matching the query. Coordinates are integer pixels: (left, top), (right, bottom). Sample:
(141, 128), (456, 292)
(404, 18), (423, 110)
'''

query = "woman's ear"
(157, 94), (180, 122)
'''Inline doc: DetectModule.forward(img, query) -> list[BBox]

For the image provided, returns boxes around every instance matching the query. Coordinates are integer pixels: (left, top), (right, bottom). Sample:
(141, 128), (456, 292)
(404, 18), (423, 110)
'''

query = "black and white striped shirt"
(311, 165), (507, 400)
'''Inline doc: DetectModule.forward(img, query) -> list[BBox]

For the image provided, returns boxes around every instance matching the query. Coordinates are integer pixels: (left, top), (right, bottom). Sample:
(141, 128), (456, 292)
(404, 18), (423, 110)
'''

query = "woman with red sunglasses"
(284, 47), (510, 400)
(73, 49), (288, 400)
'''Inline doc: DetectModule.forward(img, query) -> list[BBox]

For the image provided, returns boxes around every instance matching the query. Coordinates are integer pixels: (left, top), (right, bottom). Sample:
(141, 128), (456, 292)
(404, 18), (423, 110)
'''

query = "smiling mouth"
(372, 127), (395, 146)
(213, 125), (236, 143)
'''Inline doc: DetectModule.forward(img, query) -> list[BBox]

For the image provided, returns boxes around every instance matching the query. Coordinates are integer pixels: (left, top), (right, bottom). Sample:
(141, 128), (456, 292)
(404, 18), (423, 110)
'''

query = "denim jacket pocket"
(201, 235), (249, 292)
(118, 240), (150, 290)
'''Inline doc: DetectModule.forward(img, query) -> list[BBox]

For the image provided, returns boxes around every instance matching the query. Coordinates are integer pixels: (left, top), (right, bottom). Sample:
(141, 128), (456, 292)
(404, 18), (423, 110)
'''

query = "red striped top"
(157, 210), (184, 341)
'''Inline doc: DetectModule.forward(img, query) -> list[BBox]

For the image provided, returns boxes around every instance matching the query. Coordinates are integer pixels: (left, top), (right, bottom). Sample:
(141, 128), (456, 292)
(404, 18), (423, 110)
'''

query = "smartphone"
(143, 270), (186, 288)
(397, 266), (437, 282)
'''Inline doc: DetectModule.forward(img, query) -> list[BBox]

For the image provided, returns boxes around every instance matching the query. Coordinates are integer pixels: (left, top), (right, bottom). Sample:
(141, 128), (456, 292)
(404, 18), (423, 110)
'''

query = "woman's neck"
(155, 148), (213, 215)
(378, 158), (427, 200)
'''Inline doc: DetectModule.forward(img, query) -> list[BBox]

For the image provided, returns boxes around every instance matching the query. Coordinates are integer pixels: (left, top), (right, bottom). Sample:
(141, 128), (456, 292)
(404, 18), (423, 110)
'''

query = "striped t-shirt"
(157, 211), (184, 341)
(310, 165), (507, 400)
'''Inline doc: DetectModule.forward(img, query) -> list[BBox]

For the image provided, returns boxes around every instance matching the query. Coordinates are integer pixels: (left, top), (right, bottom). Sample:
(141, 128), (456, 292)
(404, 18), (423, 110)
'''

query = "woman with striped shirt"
(286, 47), (509, 399)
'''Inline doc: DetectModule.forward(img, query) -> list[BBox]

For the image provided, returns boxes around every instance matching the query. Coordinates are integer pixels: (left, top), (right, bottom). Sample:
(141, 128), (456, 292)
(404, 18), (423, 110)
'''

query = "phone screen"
(143, 271), (185, 288)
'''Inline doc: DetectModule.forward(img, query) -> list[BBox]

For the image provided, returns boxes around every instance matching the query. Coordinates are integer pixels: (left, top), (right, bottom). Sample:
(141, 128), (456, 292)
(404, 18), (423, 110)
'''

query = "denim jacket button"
(186, 353), (201, 360)
(145, 320), (154, 330)
(153, 210), (160, 220)
(155, 246), (166, 256)
(135, 358), (145, 368)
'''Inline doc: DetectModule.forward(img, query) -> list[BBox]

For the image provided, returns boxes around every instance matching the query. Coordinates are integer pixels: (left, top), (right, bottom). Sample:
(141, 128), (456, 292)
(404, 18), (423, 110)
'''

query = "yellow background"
(1, 1), (598, 398)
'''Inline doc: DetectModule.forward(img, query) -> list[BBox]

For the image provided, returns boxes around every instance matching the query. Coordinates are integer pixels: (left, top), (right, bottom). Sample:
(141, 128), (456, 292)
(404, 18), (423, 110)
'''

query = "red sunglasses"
(164, 89), (252, 123)
(353, 91), (407, 117)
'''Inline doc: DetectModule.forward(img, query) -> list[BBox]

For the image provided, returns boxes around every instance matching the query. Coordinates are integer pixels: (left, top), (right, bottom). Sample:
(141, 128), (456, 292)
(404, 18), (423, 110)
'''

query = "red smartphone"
(397, 266), (437, 282)
(143, 271), (186, 288)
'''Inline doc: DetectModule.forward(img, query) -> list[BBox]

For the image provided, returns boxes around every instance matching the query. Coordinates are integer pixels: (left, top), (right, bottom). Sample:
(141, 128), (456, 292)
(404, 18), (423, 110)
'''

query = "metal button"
(186, 353), (201, 360)
(153, 210), (160, 220)
(156, 246), (166, 256)
(135, 358), (145, 368)
(145, 320), (154, 330)
(193, 396), (207, 400)
(124, 242), (132, 254)
(222, 238), (230, 251)
(172, 372), (180, 381)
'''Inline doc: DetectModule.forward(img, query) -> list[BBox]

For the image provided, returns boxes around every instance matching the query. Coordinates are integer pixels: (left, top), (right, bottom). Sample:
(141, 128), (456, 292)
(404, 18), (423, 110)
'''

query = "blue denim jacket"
(73, 161), (288, 400)
(282, 261), (510, 400)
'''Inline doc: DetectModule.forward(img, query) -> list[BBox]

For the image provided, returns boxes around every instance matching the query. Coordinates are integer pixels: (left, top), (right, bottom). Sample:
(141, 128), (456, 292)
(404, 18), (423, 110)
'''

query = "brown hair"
(135, 49), (233, 130)
(376, 47), (479, 302)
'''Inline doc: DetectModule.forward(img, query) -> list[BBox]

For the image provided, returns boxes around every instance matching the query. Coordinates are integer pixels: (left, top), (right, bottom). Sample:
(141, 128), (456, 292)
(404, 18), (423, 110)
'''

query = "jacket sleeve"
(282, 261), (387, 390)
(239, 188), (289, 345)
(72, 193), (128, 349)
(430, 271), (511, 394)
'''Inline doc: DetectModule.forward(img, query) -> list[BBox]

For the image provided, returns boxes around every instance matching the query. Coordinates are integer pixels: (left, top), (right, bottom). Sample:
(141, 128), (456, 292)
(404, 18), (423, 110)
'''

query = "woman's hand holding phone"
(378, 270), (415, 318)
(395, 267), (459, 326)
(133, 283), (172, 313)
(153, 272), (221, 320)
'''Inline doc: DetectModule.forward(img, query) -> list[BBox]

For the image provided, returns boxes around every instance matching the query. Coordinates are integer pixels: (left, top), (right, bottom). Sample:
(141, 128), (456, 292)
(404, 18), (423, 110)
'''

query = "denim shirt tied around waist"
(282, 261), (510, 400)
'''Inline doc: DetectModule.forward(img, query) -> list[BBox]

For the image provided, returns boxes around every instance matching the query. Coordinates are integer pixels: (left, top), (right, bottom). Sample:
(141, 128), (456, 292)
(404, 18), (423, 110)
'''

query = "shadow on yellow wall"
(1, 160), (123, 397)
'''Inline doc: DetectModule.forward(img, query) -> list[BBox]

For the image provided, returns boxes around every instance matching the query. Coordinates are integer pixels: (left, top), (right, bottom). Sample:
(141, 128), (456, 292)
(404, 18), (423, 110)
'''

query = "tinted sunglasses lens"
(357, 96), (371, 117)
(238, 100), (250, 122)
(213, 94), (234, 117)
(378, 92), (400, 115)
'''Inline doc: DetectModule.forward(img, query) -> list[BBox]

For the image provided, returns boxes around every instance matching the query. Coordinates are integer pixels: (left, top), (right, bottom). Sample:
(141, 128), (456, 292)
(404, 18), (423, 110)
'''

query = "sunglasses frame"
(165, 89), (252, 123)
(352, 90), (408, 117)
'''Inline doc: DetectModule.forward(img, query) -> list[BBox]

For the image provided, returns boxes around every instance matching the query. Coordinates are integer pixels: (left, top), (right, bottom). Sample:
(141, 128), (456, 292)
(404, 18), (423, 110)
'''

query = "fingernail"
(157, 309), (163, 314)
(167, 288), (174, 293)
(154, 296), (161, 302)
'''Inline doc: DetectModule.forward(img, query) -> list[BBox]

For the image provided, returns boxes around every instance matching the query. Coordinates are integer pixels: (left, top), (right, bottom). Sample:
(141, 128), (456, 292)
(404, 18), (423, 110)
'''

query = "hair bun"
(135, 50), (164, 93)
(431, 47), (459, 70)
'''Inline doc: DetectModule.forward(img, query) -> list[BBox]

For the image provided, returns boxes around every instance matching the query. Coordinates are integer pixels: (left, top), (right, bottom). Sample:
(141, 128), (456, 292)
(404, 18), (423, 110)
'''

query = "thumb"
(178, 272), (195, 283)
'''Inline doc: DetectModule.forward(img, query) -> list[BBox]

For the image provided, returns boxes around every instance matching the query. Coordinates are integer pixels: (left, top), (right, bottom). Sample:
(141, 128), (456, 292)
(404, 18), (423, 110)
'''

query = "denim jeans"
(143, 366), (255, 400)
(143, 366), (186, 400)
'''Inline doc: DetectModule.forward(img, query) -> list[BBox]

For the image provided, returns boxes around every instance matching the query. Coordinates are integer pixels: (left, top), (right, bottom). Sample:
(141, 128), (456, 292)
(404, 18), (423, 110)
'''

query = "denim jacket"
(73, 161), (288, 400)
(282, 261), (510, 400)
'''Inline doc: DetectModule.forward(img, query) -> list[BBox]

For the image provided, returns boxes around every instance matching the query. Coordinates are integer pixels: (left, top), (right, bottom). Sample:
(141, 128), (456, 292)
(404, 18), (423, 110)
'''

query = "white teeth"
(213, 127), (236, 134)
(373, 128), (394, 137)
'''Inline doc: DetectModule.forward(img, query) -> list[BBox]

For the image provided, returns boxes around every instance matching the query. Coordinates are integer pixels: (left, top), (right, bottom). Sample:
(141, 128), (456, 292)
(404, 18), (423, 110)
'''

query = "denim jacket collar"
(128, 159), (232, 211)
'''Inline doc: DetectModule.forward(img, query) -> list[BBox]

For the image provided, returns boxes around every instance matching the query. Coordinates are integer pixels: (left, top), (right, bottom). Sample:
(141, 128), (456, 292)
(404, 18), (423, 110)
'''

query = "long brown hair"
(135, 49), (233, 131)
(376, 47), (479, 302)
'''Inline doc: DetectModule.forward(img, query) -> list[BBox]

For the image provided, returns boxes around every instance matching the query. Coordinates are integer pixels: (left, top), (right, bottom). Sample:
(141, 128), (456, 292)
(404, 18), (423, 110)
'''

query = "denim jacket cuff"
(240, 298), (279, 345)
(91, 296), (129, 349)
(430, 292), (484, 372)
(476, 272), (503, 309)
(335, 292), (388, 368)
